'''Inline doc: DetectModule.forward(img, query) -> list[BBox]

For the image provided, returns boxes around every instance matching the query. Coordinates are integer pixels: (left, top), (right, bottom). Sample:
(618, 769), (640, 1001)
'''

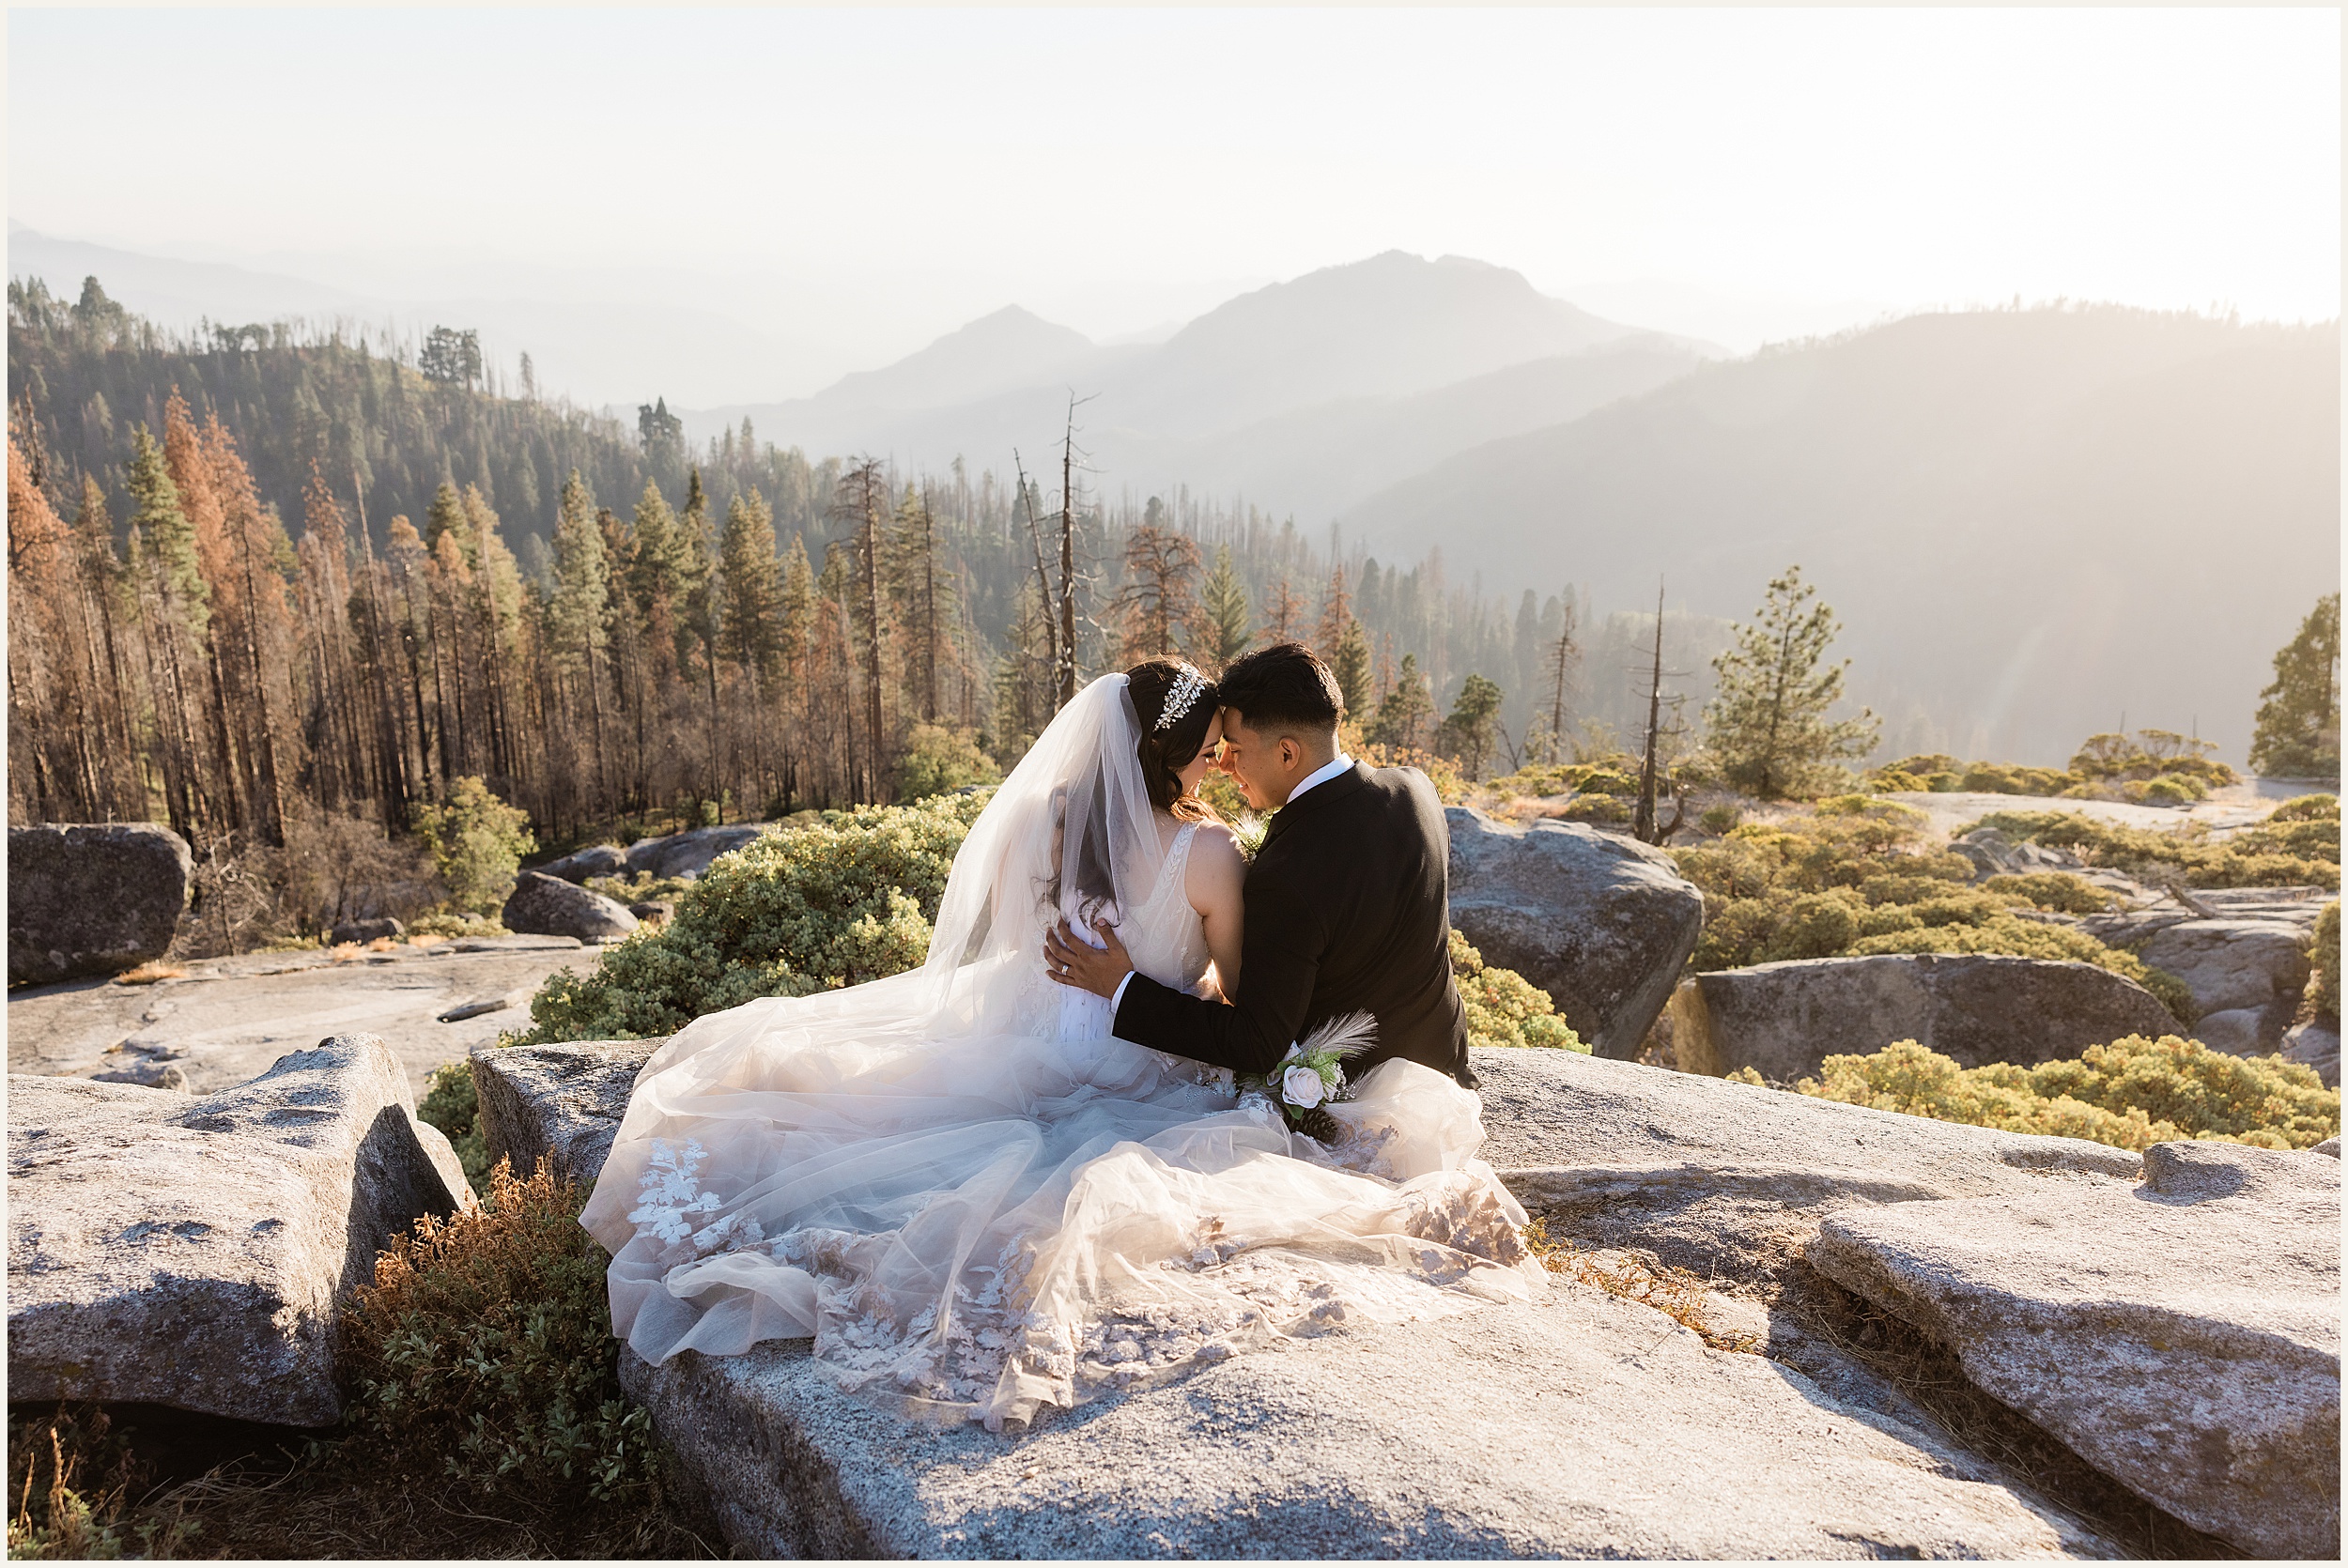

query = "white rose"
(1282, 1064), (1327, 1109)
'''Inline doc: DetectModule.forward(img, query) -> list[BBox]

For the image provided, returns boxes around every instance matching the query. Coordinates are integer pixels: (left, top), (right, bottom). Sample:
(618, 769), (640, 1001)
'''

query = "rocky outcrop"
(470, 1038), (661, 1187)
(329, 916), (404, 945)
(1810, 1142), (2341, 1559)
(2284, 1019), (2341, 1088)
(8, 823), (193, 986)
(2135, 918), (2312, 1054)
(533, 844), (627, 883)
(1444, 808), (1703, 1058)
(1668, 953), (2179, 1084)
(501, 871), (639, 943)
(623, 1283), (2109, 1560)
(625, 824), (767, 882)
(7, 1034), (474, 1425)
(1475, 1046), (2139, 1285)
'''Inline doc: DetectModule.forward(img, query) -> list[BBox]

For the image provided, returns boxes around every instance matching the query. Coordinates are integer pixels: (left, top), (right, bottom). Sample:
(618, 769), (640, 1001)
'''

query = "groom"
(1046, 642), (1473, 1089)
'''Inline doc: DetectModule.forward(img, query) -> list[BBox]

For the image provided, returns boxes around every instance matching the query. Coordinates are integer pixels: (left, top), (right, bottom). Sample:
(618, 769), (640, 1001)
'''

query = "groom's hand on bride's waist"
(1044, 917), (1131, 1000)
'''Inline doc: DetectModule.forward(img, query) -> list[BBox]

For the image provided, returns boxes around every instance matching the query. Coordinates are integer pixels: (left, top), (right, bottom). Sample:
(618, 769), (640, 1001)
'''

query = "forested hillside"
(10, 278), (1675, 864)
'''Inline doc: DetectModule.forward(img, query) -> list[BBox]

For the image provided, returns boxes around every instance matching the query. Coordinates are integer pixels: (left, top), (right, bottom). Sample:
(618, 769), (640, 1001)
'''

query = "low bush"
(417, 1060), (488, 1192)
(1449, 930), (1586, 1052)
(508, 792), (988, 1046)
(1673, 797), (2194, 1021)
(338, 1158), (669, 1519)
(1975, 803), (2340, 891)
(2311, 900), (2340, 1023)
(893, 723), (1001, 801)
(1777, 1036), (2339, 1152)
(1981, 871), (2117, 915)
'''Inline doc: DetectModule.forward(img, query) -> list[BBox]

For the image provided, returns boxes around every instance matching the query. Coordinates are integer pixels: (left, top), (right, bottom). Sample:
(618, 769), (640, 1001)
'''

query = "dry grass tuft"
(1522, 1217), (1762, 1354)
(110, 961), (187, 986)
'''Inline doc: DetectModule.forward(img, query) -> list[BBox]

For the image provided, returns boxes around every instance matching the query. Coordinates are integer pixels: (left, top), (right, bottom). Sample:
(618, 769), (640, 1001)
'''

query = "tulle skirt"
(579, 972), (1544, 1431)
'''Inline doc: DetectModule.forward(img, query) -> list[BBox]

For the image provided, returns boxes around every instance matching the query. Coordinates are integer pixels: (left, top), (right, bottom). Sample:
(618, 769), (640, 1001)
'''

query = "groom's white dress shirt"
(1106, 753), (1353, 1013)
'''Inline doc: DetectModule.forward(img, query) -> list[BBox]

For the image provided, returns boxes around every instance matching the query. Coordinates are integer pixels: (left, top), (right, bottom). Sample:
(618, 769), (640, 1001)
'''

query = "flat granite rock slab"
(7, 941), (603, 1099)
(1473, 1047), (2140, 1283)
(1810, 1140), (2341, 1559)
(624, 1277), (2114, 1560)
(7, 1033), (473, 1425)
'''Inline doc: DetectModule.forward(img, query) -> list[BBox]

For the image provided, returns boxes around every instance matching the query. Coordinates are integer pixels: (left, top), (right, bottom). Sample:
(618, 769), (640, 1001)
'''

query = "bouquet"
(1237, 1011), (1377, 1130)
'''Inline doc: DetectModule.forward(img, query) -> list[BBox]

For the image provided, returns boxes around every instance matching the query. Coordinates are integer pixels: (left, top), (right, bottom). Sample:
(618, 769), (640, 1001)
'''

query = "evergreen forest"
(9, 278), (1687, 860)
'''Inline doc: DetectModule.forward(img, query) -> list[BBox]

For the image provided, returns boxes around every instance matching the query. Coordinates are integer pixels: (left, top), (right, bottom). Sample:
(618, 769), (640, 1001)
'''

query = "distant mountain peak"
(811, 303), (1099, 413)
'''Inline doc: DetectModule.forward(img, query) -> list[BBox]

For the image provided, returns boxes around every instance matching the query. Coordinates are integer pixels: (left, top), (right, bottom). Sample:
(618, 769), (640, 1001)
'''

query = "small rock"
(437, 996), (511, 1023)
(1809, 1141), (2340, 1559)
(1670, 953), (2179, 1084)
(501, 871), (639, 943)
(533, 843), (629, 883)
(2283, 1018), (2341, 1088)
(625, 824), (767, 882)
(8, 823), (194, 986)
(8, 1034), (475, 1425)
(1445, 808), (1704, 1058)
(328, 915), (405, 946)
(2136, 918), (2312, 1053)
(471, 1038), (662, 1186)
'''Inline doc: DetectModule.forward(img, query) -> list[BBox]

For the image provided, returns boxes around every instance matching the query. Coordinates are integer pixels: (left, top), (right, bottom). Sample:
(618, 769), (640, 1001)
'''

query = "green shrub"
(581, 871), (701, 907)
(508, 792), (987, 1047)
(2271, 792), (2340, 823)
(1450, 930), (1586, 1052)
(2312, 900), (2340, 1023)
(893, 724), (1002, 801)
(1673, 800), (2192, 1020)
(1981, 871), (2117, 915)
(339, 1158), (670, 1514)
(1975, 807), (2340, 891)
(1699, 804), (1742, 835)
(413, 776), (538, 915)
(1790, 1037), (2338, 1152)
(418, 1060), (488, 1193)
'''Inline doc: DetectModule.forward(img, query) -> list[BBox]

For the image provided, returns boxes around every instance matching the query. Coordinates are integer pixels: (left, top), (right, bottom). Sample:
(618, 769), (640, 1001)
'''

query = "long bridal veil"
(579, 673), (1541, 1431)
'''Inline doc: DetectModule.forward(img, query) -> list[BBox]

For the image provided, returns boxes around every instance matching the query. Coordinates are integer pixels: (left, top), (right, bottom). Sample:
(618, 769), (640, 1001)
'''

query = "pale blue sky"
(8, 7), (2338, 394)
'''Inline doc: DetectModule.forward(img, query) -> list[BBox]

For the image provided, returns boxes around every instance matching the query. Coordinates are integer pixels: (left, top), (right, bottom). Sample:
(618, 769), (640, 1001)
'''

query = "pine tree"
(1437, 672), (1505, 778)
(1367, 652), (1432, 750)
(1197, 544), (1251, 670)
(717, 489), (784, 682)
(1315, 564), (1353, 656)
(1703, 565), (1878, 799)
(1259, 575), (1306, 644)
(1113, 524), (1201, 661)
(1331, 619), (1372, 717)
(2249, 593), (2341, 780)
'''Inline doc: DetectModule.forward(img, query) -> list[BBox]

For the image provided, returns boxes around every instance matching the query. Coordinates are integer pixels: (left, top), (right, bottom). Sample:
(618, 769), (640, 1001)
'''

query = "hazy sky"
(8, 7), (2339, 395)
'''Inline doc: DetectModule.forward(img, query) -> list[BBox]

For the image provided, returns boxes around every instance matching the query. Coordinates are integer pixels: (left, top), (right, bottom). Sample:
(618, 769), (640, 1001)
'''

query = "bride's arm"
(1184, 822), (1247, 1003)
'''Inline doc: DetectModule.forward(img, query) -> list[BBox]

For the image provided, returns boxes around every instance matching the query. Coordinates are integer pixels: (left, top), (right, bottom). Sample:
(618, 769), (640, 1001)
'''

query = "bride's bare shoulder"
(1185, 821), (1247, 879)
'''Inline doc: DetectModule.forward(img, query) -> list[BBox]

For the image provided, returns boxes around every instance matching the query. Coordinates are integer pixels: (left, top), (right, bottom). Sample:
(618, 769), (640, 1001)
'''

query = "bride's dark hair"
(1125, 658), (1219, 822)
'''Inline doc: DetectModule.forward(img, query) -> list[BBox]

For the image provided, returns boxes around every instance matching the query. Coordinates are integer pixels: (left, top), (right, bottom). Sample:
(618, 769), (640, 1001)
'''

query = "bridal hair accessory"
(1236, 1011), (1375, 1129)
(1153, 668), (1208, 732)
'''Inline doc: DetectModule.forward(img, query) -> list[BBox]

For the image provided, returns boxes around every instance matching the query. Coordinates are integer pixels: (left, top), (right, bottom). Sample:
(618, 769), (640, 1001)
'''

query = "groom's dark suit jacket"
(1112, 762), (1472, 1086)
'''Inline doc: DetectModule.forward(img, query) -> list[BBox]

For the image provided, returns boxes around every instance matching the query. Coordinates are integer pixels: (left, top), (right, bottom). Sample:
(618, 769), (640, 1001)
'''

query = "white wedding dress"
(579, 675), (1542, 1431)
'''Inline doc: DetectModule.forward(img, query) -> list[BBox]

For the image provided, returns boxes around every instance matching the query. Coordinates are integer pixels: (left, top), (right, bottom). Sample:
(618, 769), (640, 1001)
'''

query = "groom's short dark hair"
(1216, 642), (1342, 734)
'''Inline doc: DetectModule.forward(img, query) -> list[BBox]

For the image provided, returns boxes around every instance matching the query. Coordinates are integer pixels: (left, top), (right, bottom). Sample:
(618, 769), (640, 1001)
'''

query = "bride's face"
(1175, 712), (1224, 801)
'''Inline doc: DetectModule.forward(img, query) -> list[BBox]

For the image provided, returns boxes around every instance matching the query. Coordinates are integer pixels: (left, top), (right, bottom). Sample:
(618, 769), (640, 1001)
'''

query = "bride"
(579, 659), (1542, 1431)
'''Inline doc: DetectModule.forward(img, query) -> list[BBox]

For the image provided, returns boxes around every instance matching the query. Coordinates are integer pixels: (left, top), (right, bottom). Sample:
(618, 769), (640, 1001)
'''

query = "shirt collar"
(1283, 753), (1354, 807)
